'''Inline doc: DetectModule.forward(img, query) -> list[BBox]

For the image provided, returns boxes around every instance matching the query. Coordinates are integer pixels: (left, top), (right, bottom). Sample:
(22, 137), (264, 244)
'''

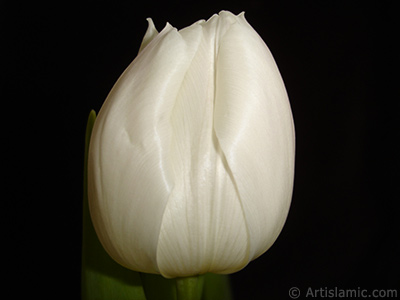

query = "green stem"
(176, 275), (204, 300)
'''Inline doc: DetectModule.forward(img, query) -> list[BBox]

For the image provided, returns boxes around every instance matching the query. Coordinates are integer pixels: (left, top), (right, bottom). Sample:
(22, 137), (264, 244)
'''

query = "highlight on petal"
(155, 15), (250, 277)
(213, 14), (295, 262)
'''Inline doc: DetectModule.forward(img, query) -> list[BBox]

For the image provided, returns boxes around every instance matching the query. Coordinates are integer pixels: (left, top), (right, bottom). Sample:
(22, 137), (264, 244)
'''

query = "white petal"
(138, 18), (158, 53)
(88, 22), (203, 273)
(213, 15), (295, 261)
(89, 11), (294, 277)
(156, 14), (249, 278)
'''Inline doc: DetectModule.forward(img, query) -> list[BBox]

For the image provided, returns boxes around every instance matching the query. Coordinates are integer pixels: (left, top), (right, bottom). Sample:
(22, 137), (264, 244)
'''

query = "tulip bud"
(88, 10), (295, 279)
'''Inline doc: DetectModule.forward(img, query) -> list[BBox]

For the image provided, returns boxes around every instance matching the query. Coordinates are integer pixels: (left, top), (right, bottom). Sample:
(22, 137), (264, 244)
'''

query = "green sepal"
(81, 110), (146, 300)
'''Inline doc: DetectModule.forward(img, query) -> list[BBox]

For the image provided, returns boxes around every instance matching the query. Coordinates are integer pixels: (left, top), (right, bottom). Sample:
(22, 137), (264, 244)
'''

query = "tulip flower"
(88, 10), (295, 281)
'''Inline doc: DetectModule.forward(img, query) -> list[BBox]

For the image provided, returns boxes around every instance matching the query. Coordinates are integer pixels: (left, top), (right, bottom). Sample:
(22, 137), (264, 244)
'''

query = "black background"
(4, 1), (398, 299)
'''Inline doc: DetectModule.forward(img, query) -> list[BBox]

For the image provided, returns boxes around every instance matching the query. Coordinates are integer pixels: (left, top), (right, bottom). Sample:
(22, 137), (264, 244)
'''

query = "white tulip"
(88, 10), (295, 279)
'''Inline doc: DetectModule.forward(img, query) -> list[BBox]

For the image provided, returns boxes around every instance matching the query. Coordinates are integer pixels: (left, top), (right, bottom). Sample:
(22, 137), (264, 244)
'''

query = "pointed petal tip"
(145, 17), (156, 29)
(212, 10), (247, 26)
(217, 10), (245, 18)
(138, 17), (159, 53)
(218, 10), (236, 20)
(194, 19), (206, 25)
(161, 22), (177, 33)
